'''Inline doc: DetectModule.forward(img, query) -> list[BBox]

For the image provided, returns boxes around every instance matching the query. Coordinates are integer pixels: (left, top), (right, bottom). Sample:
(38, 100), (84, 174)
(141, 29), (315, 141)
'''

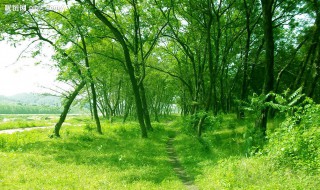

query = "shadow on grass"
(172, 120), (248, 179)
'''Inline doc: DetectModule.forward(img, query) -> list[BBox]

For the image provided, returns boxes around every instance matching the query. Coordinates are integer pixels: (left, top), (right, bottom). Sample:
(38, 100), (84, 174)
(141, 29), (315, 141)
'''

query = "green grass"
(1, 114), (319, 189)
(0, 114), (93, 130)
(0, 115), (57, 130)
(172, 115), (320, 189)
(0, 120), (185, 189)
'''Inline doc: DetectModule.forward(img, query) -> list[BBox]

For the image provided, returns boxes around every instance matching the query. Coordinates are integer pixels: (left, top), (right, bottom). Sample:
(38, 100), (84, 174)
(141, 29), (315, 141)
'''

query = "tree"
(255, 0), (275, 138)
(76, 0), (148, 137)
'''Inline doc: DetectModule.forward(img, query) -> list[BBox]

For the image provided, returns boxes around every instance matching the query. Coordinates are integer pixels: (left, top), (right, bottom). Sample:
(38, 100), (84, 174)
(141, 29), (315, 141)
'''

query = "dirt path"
(0, 126), (52, 134)
(166, 136), (199, 190)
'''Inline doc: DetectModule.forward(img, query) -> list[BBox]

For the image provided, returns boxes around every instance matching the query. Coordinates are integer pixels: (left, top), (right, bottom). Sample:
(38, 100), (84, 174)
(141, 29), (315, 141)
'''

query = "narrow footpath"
(166, 136), (199, 190)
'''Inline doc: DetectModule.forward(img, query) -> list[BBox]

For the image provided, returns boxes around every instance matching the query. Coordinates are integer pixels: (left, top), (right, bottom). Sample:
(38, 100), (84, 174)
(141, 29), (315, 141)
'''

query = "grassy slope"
(0, 115), (319, 189)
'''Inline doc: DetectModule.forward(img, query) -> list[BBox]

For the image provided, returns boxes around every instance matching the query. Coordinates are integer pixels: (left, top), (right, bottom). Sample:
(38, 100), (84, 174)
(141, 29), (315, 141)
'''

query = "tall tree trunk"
(84, 0), (148, 137)
(123, 96), (132, 123)
(132, 0), (153, 132)
(294, 1), (320, 91)
(52, 81), (86, 137)
(257, 0), (275, 138)
(213, 14), (221, 116)
(306, 0), (320, 97)
(79, 31), (102, 135)
(197, 0), (214, 137)
(239, 0), (252, 119)
(140, 83), (153, 131)
(90, 82), (102, 134)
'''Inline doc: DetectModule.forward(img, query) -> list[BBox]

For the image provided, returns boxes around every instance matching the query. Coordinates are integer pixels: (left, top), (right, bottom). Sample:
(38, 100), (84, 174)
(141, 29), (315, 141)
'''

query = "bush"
(265, 102), (320, 173)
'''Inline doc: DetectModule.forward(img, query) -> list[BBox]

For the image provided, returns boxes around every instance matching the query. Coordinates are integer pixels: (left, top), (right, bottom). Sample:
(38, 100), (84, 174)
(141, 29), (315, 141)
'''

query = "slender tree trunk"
(140, 83), (153, 131)
(197, 0), (214, 137)
(306, 0), (320, 97)
(257, 0), (275, 138)
(84, 0), (148, 138)
(85, 84), (93, 119)
(79, 30), (102, 135)
(275, 37), (308, 93)
(90, 82), (102, 134)
(123, 98), (132, 123)
(239, 0), (251, 119)
(52, 81), (86, 137)
(294, 2), (319, 91)
(154, 105), (160, 122)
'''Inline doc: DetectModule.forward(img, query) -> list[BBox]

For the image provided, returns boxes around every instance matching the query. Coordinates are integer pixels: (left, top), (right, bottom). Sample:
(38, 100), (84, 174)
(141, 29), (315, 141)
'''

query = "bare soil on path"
(166, 136), (199, 190)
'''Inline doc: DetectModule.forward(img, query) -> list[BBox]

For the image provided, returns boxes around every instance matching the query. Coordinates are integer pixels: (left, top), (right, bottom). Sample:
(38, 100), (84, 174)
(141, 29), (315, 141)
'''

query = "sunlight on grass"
(0, 121), (185, 189)
(1, 114), (319, 189)
(171, 114), (320, 190)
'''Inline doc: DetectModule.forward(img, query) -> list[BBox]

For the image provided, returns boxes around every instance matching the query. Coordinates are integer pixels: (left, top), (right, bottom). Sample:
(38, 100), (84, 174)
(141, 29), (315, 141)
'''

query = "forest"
(0, 0), (320, 189)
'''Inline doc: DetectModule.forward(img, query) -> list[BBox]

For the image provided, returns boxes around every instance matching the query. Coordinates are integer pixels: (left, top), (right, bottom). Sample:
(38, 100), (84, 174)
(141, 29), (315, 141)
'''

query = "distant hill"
(8, 93), (61, 107)
(0, 93), (61, 114)
(0, 95), (11, 104)
(0, 93), (88, 114)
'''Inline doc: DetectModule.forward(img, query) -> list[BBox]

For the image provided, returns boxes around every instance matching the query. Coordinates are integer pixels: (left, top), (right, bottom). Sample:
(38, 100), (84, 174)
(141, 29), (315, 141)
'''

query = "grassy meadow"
(0, 115), (319, 189)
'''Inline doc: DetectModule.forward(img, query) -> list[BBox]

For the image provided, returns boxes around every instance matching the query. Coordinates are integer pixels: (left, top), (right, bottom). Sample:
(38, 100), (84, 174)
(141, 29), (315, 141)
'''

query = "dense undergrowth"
(265, 103), (320, 173)
(172, 112), (320, 189)
(0, 111), (319, 189)
(173, 96), (320, 189)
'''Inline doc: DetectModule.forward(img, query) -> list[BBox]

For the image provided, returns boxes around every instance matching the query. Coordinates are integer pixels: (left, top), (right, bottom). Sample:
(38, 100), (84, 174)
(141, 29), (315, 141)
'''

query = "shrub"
(265, 102), (320, 173)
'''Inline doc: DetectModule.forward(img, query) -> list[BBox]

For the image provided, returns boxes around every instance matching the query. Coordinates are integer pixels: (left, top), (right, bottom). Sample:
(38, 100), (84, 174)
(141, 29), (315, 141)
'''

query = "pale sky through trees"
(0, 40), (64, 96)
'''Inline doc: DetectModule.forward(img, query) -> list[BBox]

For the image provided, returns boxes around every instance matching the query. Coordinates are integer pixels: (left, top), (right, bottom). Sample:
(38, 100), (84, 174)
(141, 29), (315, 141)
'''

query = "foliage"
(241, 93), (271, 117)
(265, 102), (320, 173)
(243, 88), (310, 155)
(266, 87), (306, 116)
(240, 87), (304, 117)
(174, 116), (320, 189)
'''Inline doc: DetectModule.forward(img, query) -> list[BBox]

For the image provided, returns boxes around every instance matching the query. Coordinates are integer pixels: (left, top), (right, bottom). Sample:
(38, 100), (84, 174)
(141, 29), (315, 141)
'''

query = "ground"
(0, 115), (319, 189)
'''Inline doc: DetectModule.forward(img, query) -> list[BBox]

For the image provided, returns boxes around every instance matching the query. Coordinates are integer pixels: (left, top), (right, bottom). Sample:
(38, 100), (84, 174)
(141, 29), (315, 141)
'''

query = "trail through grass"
(166, 136), (198, 190)
(0, 114), (319, 189)
(0, 121), (185, 189)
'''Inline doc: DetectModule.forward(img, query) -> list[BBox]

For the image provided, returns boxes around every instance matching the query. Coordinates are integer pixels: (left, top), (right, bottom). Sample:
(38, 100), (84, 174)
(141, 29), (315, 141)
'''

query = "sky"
(0, 40), (66, 96)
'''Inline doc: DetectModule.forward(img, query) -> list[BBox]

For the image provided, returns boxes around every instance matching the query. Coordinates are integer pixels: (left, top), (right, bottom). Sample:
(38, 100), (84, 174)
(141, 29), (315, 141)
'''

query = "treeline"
(0, 103), (61, 114)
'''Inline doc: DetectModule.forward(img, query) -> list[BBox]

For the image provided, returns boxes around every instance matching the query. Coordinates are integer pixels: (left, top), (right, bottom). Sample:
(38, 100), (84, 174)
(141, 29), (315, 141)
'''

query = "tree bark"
(306, 0), (320, 97)
(90, 82), (102, 134)
(53, 81), (86, 137)
(197, 0), (214, 137)
(239, 0), (252, 119)
(294, 1), (320, 91)
(79, 31), (102, 135)
(257, 0), (275, 138)
(140, 83), (153, 131)
(82, 0), (148, 137)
